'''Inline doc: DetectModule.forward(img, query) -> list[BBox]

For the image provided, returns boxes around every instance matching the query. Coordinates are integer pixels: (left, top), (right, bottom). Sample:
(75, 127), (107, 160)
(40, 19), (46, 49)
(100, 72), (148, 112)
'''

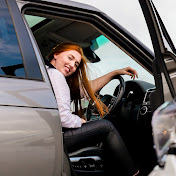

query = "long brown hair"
(47, 42), (108, 118)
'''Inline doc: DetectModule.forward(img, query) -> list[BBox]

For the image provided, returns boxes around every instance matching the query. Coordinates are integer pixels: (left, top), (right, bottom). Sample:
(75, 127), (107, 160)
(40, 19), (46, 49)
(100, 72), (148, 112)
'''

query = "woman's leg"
(63, 119), (138, 175)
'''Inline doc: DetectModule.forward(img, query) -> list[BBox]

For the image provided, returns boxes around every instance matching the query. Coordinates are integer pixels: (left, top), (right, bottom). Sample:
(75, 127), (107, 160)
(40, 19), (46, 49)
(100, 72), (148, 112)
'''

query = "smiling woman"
(45, 42), (139, 176)
(46, 42), (109, 119)
(50, 50), (81, 77)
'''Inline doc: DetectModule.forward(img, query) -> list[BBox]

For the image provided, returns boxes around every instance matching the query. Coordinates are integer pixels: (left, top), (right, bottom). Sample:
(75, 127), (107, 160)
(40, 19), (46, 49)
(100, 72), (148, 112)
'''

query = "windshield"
(72, 0), (176, 52)
(88, 35), (154, 96)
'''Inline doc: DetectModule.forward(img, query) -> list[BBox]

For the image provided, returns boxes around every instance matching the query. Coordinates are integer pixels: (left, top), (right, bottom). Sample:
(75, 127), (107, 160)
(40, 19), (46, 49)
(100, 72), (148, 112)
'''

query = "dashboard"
(116, 80), (155, 120)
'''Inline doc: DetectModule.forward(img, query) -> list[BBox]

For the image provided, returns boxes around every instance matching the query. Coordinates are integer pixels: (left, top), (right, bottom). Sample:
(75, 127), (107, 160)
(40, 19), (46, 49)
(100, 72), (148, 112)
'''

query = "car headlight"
(152, 100), (176, 165)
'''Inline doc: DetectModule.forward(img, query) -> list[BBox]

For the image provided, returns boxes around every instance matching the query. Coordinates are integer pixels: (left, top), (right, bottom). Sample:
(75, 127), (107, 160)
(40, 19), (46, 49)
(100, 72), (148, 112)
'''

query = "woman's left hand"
(117, 67), (138, 80)
(81, 118), (86, 124)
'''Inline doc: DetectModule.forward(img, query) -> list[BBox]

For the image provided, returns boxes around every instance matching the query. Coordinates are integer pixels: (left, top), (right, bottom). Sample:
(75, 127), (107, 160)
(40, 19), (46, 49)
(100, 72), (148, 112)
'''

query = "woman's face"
(53, 50), (82, 77)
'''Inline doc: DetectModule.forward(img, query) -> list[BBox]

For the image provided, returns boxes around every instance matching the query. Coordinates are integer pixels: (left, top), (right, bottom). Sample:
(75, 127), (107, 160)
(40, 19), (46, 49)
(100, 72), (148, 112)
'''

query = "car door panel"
(0, 106), (62, 176)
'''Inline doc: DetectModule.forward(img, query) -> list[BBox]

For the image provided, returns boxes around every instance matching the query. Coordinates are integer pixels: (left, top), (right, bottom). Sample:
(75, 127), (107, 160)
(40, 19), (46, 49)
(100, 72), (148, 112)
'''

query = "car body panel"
(0, 77), (57, 108)
(18, 0), (102, 13)
(0, 106), (62, 176)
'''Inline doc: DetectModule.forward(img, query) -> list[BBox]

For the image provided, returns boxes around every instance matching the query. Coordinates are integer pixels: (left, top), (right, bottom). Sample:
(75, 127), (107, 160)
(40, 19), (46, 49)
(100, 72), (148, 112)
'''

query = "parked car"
(0, 0), (175, 176)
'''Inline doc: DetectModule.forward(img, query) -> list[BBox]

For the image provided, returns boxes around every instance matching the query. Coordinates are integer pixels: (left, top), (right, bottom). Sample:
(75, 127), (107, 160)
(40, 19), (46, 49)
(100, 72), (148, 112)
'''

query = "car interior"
(21, 10), (158, 176)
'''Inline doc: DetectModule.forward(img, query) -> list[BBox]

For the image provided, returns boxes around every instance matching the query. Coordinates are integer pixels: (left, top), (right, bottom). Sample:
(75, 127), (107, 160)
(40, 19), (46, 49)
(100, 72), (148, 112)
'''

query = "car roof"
(18, 0), (102, 13)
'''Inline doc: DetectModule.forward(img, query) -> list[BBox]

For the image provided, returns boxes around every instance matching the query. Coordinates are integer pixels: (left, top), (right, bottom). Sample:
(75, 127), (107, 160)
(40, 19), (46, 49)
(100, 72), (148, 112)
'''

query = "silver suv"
(1, 0), (176, 176)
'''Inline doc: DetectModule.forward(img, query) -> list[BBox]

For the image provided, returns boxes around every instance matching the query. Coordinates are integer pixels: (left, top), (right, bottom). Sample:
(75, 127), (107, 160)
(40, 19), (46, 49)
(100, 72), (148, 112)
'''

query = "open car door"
(139, 0), (176, 112)
(139, 1), (176, 175)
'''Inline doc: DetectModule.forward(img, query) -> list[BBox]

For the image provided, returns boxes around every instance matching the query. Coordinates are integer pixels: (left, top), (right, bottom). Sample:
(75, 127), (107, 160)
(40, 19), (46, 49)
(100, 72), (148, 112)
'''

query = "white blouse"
(46, 66), (82, 128)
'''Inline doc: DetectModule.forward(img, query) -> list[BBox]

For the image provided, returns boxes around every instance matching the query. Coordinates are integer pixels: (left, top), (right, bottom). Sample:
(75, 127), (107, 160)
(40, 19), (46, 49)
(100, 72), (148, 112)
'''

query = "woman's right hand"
(116, 67), (138, 79)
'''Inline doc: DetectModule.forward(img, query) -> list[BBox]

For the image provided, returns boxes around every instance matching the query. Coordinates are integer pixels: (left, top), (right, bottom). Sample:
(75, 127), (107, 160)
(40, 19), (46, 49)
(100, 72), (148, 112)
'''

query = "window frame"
(5, 0), (43, 80)
(20, 0), (154, 76)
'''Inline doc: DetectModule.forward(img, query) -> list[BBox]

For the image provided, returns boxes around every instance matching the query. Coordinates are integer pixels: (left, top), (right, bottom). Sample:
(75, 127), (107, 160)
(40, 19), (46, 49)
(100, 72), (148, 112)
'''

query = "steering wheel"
(86, 75), (126, 120)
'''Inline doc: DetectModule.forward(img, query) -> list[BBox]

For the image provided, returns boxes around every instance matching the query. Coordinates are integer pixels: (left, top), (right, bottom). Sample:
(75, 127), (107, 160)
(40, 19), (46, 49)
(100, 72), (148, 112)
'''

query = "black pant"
(63, 119), (138, 176)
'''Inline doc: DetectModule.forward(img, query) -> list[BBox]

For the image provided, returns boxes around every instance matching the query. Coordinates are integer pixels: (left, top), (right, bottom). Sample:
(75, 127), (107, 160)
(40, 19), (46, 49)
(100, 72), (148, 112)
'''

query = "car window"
(88, 35), (155, 96)
(25, 15), (46, 28)
(0, 0), (26, 77)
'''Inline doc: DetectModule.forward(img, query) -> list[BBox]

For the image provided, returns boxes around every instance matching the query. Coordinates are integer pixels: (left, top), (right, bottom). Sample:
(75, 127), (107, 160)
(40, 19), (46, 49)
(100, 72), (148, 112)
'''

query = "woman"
(46, 42), (139, 176)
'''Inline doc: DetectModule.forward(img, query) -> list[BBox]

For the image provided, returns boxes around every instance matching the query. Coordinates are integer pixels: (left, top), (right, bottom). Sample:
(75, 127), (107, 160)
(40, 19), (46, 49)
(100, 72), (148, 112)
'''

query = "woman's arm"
(47, 68), (83, 128)
(91, 67), (138, 93)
